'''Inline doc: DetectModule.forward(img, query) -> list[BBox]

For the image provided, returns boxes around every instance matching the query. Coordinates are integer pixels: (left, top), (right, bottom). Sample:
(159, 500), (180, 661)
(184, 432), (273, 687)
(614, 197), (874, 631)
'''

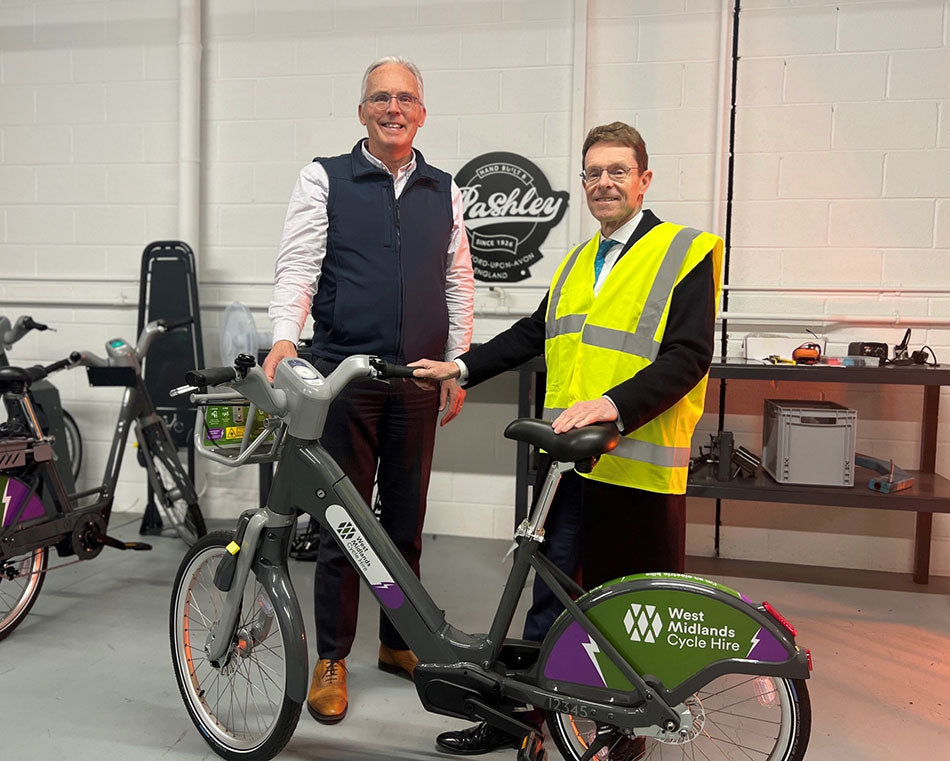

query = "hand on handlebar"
(407, 358), (460, 382)
(263, 340), (297, 382)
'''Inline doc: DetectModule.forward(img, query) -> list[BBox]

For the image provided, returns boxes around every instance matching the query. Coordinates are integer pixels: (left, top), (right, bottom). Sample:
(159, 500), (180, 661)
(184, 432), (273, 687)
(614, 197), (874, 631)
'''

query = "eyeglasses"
(579, 166), (637, 185)
(361, 92), (422, 111)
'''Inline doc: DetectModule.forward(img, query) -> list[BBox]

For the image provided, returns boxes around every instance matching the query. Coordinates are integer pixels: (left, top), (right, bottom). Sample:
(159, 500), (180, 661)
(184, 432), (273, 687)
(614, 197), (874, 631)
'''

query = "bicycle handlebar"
(369, 358), (417, 379)
(159, 316), (194, 332)
(1, 314), (50, 351)
(186, 366), (239, 388)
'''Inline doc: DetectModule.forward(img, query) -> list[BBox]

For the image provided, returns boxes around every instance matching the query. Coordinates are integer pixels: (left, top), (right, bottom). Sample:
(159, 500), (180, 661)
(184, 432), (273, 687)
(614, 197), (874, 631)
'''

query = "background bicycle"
(1, 315), (82, 485)
(0, 318), (207, 641)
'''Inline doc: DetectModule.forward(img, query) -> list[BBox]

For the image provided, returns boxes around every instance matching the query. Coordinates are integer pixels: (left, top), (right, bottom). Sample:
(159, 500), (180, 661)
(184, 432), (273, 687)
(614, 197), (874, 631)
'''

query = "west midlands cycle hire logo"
(457, 152), (569, 282)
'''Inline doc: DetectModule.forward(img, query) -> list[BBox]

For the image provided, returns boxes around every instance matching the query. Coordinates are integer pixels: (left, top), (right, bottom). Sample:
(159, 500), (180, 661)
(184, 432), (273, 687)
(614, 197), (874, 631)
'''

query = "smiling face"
(583, 141), (653, 238)
(358, 62), (426, 170)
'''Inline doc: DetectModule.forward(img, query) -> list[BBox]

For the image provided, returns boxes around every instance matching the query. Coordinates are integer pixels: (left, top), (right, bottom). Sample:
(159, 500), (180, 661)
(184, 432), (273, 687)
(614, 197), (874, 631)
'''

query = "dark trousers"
(312, 359), (439, 659)
(523, 461), (686, 642)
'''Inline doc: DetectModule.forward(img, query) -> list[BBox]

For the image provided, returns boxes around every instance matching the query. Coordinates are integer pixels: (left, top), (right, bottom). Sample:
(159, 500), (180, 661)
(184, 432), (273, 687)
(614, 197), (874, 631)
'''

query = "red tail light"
(805, 648), (813, 671)
(762, 601), (798, 637)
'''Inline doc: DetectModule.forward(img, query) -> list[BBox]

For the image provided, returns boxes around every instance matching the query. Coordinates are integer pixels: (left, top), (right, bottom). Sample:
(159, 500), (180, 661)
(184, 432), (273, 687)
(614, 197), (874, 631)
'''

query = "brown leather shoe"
(377, 644), (418, 680)
(307, 658), (347, 723)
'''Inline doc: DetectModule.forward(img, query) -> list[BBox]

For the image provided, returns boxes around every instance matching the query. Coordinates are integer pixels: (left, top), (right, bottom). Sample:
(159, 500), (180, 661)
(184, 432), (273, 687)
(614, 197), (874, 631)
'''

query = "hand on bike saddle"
(551, 398), (618, 434)
(263, 340), (297, 382)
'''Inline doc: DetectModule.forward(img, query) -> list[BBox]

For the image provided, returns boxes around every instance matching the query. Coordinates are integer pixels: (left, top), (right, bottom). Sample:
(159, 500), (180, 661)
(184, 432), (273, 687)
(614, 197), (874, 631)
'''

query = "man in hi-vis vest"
(411, 121), (723, 755)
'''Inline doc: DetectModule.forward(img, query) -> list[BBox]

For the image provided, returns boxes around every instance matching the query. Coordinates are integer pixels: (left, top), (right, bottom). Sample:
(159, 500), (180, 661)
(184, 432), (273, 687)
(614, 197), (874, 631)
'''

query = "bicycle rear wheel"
(170, 532), (301, 761)
(546, 675), (810, 761)
(150, 442), (206, 546)
(0, 546), (49, 641)
(61, 409), (82, 481)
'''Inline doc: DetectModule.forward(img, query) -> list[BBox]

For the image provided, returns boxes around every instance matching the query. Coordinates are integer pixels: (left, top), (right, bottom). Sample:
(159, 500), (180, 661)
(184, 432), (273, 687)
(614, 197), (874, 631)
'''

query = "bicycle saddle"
(0, 365), (32, 392)
(504, 418), (620, 462)
(0, 365), (48, 393)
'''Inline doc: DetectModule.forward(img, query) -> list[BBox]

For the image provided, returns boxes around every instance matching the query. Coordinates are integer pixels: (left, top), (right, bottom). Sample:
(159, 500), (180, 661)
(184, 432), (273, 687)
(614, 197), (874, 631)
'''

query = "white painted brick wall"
(2, 0), (949, 577)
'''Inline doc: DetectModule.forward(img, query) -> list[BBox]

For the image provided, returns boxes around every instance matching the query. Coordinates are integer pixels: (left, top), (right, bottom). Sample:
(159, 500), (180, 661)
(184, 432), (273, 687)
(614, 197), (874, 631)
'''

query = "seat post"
(517, 459), (574, 543)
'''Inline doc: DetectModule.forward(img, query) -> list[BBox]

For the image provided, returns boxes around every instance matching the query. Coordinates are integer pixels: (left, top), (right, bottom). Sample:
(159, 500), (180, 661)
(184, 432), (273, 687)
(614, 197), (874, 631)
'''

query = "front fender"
(253, 563), (309, 704)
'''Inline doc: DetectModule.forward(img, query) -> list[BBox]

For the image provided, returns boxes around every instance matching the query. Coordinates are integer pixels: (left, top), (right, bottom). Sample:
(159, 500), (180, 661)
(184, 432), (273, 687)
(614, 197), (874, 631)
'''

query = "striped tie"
(593, 237), (614, 282)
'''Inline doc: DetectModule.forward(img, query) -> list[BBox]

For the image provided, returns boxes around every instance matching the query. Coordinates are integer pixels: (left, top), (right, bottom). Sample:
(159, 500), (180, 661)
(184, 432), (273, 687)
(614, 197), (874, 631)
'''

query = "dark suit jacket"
(460, 209), (716, 433)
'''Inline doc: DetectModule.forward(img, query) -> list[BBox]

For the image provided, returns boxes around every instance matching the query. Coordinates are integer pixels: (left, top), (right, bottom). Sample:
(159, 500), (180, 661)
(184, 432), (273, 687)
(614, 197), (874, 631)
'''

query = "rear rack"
(191, 390), (286, 467)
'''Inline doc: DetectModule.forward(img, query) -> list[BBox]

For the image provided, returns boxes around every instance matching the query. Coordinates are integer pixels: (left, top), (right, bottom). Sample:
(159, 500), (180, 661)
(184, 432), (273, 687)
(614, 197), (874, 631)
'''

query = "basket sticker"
(325, 504), (403, 609)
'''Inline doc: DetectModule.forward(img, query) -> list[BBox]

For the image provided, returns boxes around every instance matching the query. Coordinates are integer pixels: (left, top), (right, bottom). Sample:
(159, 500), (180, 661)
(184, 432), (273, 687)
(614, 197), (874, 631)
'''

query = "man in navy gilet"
(264, 56), (474, 724)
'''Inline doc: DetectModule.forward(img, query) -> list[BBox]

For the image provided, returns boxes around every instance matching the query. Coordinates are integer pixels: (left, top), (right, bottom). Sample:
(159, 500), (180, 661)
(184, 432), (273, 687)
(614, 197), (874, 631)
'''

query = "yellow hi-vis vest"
(543, 223), (724, 494)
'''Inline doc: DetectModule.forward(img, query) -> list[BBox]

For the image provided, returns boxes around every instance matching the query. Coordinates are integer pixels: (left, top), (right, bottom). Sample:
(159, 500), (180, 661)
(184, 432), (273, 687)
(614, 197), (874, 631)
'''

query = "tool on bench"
(854, 453), (914, 493)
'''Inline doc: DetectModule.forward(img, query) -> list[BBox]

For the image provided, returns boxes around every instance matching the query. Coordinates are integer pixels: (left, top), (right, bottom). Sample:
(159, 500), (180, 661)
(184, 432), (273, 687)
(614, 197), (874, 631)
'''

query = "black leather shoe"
(436, 722), (521, 755)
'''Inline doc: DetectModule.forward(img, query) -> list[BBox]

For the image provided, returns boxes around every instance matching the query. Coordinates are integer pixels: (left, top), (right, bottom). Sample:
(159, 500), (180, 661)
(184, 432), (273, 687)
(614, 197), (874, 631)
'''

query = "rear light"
(762, 601), (798, 637)
(805, 648), (813, 671)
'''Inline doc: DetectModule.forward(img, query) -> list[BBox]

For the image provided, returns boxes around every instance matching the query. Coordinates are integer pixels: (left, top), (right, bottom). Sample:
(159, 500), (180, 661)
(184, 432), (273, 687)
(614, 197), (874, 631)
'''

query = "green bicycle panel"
(542, 575), (791, 692)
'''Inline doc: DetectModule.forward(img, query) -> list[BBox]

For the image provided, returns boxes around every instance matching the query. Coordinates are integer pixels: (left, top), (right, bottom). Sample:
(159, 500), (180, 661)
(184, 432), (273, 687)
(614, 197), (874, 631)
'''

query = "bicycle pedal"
(96, 534), (152, 551)
(516, 731), (546, 761)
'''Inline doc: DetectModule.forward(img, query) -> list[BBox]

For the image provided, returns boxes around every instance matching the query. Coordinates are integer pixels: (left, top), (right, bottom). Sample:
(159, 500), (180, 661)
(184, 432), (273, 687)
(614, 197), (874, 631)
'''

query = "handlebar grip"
(160, 316), (194, 331)
(376, 360), (418, 379)
(44, 357), (74, 374)
(186, 366), (238, 387)
(22, 316), (48, 332)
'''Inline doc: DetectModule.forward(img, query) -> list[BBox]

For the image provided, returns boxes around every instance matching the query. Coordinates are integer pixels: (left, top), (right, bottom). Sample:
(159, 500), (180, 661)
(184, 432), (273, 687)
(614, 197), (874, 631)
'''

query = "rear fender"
(538, 573), (809, 706)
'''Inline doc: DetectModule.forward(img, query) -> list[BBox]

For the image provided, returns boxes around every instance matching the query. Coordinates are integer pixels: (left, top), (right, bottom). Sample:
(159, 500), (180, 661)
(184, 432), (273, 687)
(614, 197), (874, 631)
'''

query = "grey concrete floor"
(1, 514), (948, 761)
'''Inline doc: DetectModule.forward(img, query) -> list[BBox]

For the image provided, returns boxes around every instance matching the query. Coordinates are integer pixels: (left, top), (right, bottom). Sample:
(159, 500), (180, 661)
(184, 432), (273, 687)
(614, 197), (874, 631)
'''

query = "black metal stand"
(137, 241), (204, 535)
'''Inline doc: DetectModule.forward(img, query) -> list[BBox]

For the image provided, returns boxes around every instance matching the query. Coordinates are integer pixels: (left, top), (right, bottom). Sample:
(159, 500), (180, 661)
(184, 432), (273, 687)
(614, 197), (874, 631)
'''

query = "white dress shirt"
(269, 140), (475, 361)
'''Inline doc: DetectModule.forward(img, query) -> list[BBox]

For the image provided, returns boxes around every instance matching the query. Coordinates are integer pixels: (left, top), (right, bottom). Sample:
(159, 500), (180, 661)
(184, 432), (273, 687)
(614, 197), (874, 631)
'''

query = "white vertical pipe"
(178, 0), (202, 255)
(567, 0), (589, 245)
(711, 0), (732, 236)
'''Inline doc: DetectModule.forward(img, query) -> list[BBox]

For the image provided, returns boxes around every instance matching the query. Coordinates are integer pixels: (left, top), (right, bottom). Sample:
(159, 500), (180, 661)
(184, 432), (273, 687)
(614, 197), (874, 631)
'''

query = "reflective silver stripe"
(551, 313), (586, 336)
(546, 240), (590, 340)
(542, 407), (566, 421)
(582, 323), (660, 361)
(635, 226), (702, 350)
(611, 437), (692, 468)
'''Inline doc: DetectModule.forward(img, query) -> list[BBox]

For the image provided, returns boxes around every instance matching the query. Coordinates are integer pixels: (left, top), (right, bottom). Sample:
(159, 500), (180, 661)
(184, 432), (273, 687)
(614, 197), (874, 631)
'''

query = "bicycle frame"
(204, 430), (718, 734)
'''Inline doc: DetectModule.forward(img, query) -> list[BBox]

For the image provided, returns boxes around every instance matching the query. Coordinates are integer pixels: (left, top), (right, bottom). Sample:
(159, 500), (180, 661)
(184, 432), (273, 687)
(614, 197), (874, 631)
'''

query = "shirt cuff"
(602, 394), (625, 433)
(454, 358), (470, 386)
(271, 320), (302, 346)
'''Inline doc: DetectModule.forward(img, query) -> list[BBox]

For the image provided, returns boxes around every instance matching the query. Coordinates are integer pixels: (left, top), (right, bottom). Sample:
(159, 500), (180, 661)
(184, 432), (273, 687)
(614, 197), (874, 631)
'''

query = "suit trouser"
(523, 462), (686, 642)
(312, 359), (439, 660)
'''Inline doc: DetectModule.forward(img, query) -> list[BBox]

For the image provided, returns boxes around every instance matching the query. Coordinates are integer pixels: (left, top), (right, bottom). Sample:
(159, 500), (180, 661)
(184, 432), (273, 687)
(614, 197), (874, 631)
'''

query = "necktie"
(593, 237), (614, 283)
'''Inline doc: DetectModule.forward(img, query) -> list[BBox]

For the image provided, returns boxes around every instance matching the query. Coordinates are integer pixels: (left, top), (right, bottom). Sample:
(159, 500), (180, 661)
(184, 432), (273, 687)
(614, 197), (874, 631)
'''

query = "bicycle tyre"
(0, 546), (49, 642)
(546, 675), (810, 761)
(151, 443), (206, 546)
(61, 409), (83, 481)
(170, 531), (301, 761)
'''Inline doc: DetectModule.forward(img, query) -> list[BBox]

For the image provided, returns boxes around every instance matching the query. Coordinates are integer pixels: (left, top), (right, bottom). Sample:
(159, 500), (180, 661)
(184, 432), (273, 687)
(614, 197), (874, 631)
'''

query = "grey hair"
(360, 56), (425, 105)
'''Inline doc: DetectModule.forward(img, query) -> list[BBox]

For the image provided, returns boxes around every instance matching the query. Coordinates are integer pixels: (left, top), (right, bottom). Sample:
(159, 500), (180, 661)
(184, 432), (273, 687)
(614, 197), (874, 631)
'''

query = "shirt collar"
(601, 210), (644, 247)
(360, 139), (417, 179)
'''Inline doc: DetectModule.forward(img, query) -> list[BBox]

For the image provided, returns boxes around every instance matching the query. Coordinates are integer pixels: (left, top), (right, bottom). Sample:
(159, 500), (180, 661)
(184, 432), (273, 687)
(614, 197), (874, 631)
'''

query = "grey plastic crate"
(762, 399), (856, 487)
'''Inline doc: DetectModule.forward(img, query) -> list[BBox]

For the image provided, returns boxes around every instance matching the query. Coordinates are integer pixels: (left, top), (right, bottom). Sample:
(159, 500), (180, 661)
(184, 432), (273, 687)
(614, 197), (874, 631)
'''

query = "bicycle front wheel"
(0, 546), (49, 642)
(546, 674), (810, 761)
(151, 443), (206, 546)
(170, 532), (301, 761)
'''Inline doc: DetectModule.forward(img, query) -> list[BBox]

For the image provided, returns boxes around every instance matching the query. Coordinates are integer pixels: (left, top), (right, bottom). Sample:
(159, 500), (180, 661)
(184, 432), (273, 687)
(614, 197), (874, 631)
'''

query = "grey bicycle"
(169, 353), (812, 761)
(0, 319), (206, 641)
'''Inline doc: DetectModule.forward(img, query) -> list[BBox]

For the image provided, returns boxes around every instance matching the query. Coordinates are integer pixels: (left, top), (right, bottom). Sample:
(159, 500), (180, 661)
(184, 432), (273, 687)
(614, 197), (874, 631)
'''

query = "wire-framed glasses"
(579, 166), (636, 185)
(361, 92), (422, 111)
